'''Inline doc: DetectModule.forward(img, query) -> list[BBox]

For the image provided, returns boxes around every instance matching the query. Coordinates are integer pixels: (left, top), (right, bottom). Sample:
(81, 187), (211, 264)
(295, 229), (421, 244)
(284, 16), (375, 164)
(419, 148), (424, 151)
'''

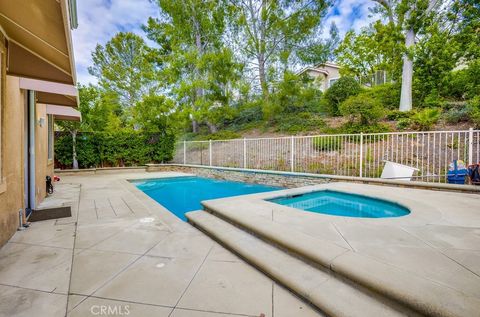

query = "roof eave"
(60, 0), (77, 85)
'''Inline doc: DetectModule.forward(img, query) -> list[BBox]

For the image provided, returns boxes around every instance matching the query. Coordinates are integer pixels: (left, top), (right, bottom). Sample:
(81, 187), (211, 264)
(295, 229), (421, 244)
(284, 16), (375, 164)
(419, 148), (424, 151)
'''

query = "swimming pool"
(269, 190), (410, 218)
(132, 176), (280, 221)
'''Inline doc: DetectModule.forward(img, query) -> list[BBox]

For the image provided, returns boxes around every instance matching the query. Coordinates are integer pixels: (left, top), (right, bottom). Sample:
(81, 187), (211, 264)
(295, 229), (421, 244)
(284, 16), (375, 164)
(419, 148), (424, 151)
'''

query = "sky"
(72, 0), (376, 85)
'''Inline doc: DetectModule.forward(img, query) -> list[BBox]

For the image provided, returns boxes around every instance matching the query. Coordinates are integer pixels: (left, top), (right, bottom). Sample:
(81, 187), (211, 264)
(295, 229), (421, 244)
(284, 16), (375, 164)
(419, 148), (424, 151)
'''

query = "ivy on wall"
(54, 132), (175, 169)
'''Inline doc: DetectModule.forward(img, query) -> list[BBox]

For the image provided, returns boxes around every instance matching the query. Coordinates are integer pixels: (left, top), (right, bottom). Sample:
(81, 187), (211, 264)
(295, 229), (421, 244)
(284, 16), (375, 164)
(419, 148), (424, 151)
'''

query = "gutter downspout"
(28, 90), (36, 213)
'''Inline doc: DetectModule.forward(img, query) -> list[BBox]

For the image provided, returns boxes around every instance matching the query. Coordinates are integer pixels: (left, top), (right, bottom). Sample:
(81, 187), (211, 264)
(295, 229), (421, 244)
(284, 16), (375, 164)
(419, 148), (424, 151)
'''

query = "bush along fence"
(55, 131), (175, 169)
(172, 129), (480, 183)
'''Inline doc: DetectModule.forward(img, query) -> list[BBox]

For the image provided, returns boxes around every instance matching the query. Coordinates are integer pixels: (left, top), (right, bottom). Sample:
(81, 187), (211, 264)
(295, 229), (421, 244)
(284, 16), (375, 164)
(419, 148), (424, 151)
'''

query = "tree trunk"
(258, 0), (269, 99)
(71, 130), (79, 169)
(258, 53), (269, 98)
(192, 119), (199, 133)
(399, 28), (414, 112)
(206, 121), (218, 133)
(193, 17), (208, 131)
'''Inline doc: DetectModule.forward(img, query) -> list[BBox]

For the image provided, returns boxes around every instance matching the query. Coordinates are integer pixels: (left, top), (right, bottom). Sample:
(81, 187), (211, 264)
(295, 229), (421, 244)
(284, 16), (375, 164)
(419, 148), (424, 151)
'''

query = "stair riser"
(200, 206), (470, 317)
(188, 212), (416, 317)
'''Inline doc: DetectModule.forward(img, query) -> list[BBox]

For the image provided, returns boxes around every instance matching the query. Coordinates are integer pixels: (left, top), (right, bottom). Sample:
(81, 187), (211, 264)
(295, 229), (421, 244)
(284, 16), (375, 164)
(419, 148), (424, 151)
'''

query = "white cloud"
(323, 0), (376, 37)
(72, 0), (159, 85)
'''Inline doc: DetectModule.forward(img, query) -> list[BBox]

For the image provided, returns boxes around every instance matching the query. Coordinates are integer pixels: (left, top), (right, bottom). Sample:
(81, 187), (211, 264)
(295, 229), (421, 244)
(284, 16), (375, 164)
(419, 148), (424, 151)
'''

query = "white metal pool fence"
(171, 128), (480, 183)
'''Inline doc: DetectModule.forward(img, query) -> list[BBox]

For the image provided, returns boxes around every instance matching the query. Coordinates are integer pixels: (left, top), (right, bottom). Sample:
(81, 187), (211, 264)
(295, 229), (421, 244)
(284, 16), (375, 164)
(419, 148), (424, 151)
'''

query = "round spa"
(268, 190), (410, 218)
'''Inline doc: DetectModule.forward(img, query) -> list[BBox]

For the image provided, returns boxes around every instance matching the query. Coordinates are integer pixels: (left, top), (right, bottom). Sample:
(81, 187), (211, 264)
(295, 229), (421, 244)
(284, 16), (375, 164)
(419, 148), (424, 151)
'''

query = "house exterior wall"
(0, 76), (25, 247)
(305, 69), (328, 91)
(0, 1), (77, 248)
(0, 82), (55, 247)
(324, 65), (341, 87)
(303, 65), (341, 92)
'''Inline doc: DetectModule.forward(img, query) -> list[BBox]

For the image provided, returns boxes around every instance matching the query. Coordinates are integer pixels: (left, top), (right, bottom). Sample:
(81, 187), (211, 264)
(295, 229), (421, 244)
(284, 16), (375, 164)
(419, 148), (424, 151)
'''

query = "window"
(328, 78), (339, 88)
(47, 114), (54, 161)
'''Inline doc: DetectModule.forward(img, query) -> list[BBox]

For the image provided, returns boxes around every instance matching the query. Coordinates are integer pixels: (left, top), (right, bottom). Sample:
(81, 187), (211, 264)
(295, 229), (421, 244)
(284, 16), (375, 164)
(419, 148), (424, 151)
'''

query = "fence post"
(209, 139), (212, 166)
(243, 138), (247, 168)
(290, 136), (294, 172)
(359, 133), (364, 177)
(183, 140), (186, 165)
(468, 127), (473, 166)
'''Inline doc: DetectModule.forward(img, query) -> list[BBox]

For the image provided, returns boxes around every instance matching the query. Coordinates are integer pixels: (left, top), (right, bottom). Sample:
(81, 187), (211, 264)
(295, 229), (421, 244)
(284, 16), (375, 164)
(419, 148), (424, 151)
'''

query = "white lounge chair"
(381, 160), (419, 181)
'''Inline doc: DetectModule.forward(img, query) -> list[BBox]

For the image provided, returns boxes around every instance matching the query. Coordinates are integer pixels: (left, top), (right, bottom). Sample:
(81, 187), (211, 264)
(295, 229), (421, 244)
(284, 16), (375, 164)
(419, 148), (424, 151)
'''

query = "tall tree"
(230, 0), (330, 114)
(88, 32), (159, 118)
(372, 0), (441, 111)
(144, 0), (240, 133)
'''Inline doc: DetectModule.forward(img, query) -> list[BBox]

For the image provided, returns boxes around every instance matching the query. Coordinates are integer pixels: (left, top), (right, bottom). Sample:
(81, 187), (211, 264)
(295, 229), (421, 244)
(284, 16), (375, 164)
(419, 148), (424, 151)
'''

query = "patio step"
(190, 205), (480, 317)
(187, 210), (413, 317)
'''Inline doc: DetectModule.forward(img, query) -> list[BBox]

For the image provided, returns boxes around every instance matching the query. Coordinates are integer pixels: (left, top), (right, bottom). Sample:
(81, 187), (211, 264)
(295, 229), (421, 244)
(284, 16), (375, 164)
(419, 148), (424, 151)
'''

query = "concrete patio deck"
(2, 171), (480, 317)
(0, 172), (322, 317)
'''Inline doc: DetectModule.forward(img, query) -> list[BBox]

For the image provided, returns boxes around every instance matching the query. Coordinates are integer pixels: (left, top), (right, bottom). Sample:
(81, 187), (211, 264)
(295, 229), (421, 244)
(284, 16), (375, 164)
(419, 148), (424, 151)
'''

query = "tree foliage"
(89, 32), (159, 113)
(336, 21), (403, 81)
(229, 0), (330, 116)
(323, 77), (362, 115)
(143, 0), (241, 133)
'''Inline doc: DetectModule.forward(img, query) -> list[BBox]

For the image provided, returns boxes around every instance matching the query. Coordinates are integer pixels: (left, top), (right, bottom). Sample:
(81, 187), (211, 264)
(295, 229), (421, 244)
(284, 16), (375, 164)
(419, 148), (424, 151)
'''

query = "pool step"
(187, 210), (414, 317)
(190, 205), (480, 317)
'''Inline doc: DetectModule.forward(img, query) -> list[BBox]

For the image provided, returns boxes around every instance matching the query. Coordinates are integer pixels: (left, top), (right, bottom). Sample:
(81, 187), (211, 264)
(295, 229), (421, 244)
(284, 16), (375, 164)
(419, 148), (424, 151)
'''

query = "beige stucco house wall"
(0, 81), (57, 247)
(298, 62), (342, 92)
(0, 0), (79, 247)
(0, 76), (26, 246)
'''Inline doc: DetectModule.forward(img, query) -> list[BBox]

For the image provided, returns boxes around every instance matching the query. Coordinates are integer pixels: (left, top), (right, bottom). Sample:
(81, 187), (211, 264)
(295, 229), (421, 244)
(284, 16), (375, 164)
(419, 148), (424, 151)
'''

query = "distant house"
(297, 62), (341, 92)
(298, 62), (391, 90)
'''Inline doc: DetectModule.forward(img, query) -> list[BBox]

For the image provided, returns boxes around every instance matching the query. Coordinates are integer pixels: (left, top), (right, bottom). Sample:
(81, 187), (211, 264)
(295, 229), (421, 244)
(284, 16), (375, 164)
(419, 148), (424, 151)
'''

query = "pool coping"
(194, 182), (480, 317)
(146, 164), (480, 194)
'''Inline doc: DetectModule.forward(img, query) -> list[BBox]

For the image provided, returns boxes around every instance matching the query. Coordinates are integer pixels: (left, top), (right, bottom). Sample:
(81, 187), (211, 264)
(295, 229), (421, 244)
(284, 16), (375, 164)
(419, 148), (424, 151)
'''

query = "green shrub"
(230, 104), (263, 126)
(339, 95), (384, 125)
(396, 118), (412, 130)
(422, 92), (445, 108)
(322, 76), (362, 116)
(443, 60), (480, 100)
(312, 137), (343, 151)
(55, 132), (175, 169)
(411, 108), (441, 130)
(443, 70), (469, 100)
(271, 71), (323, 114)
(443, 106), (470, 124)
(468, 96), (480, 128)
(362, 83), (401, 110)
(340, 123), (391, 134)
(274, 112), (326, 134)
(386, 110), (412, 121)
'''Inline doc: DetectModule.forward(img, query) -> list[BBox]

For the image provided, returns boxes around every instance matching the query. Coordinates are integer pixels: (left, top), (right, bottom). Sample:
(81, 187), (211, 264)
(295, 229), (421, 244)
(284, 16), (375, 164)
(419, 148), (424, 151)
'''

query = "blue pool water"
(269, 190), (410, 218)
(132, 176), (280, 221)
